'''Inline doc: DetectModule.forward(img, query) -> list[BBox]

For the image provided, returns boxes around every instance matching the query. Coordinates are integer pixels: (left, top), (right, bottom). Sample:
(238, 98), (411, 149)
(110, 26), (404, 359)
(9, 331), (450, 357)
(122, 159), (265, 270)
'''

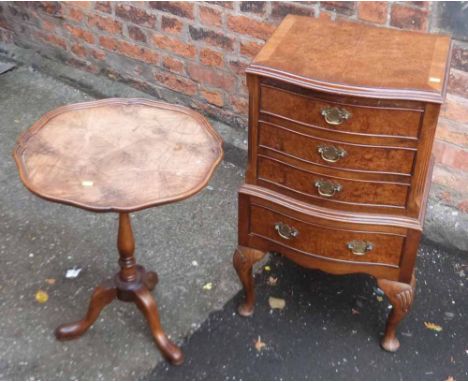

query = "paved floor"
(0, 59), (248, 380)
(149, 240), (468, 381)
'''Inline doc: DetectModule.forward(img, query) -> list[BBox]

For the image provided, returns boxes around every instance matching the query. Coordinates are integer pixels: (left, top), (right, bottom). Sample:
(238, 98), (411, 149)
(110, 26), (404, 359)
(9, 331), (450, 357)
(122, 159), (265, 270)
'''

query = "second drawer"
(258, 122), (416, 175)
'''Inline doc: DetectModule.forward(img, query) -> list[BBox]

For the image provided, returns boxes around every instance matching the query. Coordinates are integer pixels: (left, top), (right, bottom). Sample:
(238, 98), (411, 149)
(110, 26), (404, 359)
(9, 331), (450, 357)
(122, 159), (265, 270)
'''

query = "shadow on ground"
(148, 240), (468, 381)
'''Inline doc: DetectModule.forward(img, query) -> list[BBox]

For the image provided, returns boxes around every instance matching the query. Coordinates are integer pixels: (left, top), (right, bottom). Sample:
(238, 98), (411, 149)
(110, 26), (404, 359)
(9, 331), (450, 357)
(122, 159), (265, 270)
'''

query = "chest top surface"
(248, 15), (452, 103)
(13, 98), (223, 212)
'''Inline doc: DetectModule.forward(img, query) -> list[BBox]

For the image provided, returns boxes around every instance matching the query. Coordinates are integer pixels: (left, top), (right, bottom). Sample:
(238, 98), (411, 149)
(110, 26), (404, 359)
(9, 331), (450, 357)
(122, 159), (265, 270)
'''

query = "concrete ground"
(149, 240), (468, 381)
(0, 55), (250, 380)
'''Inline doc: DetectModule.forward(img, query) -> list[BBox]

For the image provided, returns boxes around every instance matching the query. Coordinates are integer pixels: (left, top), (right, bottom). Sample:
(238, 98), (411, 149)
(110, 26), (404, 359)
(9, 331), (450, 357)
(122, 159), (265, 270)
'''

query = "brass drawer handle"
(274, 222), (299, 240)
(317, 144), (347, 163)
(314, 179), (342, 197)
(321, 107), (351, 125)
(347, 240), (374, 256)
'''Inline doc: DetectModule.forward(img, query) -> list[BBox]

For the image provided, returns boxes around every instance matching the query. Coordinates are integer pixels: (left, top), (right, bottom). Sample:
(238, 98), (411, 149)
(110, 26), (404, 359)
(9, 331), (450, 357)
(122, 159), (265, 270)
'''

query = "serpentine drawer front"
(233, 15), (451, 353)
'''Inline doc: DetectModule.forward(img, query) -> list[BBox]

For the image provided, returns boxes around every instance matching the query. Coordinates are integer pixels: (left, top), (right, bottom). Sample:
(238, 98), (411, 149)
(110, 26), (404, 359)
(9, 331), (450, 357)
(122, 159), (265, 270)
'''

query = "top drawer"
(260, 85), (423, 138)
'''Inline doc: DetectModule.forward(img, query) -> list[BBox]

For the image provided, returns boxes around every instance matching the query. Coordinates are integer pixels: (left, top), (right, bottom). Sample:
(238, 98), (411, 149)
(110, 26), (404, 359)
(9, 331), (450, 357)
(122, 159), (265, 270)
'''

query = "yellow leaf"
(264, 265), (271, 272)
(376, 296), (383, 302)
(254, 336), (266, 352)
(35, 290), (48, 304)
(45, 278), (56, 285)
(424, 322), (443, 332)
(202, 282), (213, 291)
(268, 296), (285, 310)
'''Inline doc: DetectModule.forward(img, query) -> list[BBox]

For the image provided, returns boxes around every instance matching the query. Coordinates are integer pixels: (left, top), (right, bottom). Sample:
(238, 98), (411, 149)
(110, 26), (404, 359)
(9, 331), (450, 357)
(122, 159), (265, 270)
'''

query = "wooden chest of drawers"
(232, 15), (452, 352)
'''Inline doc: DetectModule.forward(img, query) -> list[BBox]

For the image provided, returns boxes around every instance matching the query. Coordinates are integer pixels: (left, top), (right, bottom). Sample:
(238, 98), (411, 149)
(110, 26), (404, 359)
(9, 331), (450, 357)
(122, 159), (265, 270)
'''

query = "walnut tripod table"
(13, 99), (223, 365)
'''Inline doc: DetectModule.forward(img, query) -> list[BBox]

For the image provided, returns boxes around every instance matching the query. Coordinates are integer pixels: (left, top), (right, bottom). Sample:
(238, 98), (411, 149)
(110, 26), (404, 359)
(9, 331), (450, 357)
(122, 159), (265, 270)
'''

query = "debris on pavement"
(254, 336), (266, 352)
(65, 267), (82, 279)
(267, 276), (278, 286)
(424, 322), (443, 332)
(268, 297), (285, 310)
(45, 278), (56, 285)
(202, 282), (213, 291)
(35, 289), (48, 304)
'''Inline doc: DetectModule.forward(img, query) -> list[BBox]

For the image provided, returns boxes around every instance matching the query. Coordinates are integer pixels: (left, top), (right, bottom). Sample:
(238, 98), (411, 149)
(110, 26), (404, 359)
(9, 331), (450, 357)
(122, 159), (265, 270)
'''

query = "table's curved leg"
(133, 287), (184, 365)
(55, 279), (117, 340)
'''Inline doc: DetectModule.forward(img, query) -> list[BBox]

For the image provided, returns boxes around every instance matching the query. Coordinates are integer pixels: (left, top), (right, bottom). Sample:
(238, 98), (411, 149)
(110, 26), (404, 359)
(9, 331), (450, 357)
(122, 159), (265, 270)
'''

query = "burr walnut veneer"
(233, 16), (451, 352)
(13, 98), (223, 365)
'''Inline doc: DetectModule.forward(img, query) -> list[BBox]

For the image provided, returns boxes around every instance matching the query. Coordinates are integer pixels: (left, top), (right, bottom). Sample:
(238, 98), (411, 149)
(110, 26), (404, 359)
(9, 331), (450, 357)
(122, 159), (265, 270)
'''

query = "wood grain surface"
(248, 15), (451, 102)
(13, 98), (223, 212)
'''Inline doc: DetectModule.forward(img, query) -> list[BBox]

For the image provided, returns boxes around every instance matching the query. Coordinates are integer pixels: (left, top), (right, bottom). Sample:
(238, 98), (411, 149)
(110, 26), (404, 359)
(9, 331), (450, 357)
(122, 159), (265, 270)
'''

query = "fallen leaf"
(268, 297), (285, 310)
(264, 265), (271, 272)
(351, 308), (360, 315)
(376, 296), (383, 302)
(254, 336), (266, 352)
(424, 322), (443, 332)
(45, 278), (56, 285)
(267, 276), (278, 286)
(65, 267), (82, 279)
(202, 282), (213, 291)
(35, 289), (48, 304)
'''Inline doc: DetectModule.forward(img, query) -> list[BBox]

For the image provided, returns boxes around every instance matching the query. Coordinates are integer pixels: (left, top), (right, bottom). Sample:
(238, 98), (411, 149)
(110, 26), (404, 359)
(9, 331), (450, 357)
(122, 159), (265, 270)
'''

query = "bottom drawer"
(249, 204), (405, 268)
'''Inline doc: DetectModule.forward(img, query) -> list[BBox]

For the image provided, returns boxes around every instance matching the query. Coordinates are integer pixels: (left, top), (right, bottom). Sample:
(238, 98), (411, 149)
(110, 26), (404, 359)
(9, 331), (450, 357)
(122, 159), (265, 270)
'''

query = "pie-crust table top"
(13, 98), (223, 212)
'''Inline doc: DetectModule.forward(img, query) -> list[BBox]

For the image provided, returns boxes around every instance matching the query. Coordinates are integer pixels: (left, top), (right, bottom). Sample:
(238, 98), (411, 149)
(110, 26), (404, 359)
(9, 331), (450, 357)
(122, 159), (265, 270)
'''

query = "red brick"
(200, 89), (224, 107)
(390, 4), (428, 31)
(99, 36), (159, 64)
(240, 1), (266, 14)
(35, 31), (67, 49)
(210, 2), (234, 9)
(155, 71), (197, 96)
(71, 43), (86, 58)
(189, 26), (233, 50)
(36, 2), (62, 17)
(128, 25), (146, 43)
(65, 23), (95, 43)
(149, 1), (194, 19)
(88, 14), (122, 34)
(152, 33), (196, 58)
(458, 200), (468, 214)
(227, 15), (275, 40)
(321, 2), (356, 16)
(271, 2), (314, 20)
(162, 56), (184, 74)
(90, 48), (106, 61)
(440, 95), (468, 124)
(451, 43), (468, 72)
(200, 48), (224, 68)
(41, 19), (57, 32)
(161, 16), (183, 34)
(436, 120), (468, 148)
(240, 40), (264, 58)
(230, 96), (248, 114)
(115, 4), (156, 28)
(67, 2), (92, 10)
(228, 60), (249, 76)
(95, 1), (111, 13)
(432, 165), (467, 190)
(199, 5), (222, 27)
(447, 69), (468, 98)
(434, 140), (468, 172)
(64, 7), (85, 22)
(187, 63), (235, 91)
(358, 2), (388, 24)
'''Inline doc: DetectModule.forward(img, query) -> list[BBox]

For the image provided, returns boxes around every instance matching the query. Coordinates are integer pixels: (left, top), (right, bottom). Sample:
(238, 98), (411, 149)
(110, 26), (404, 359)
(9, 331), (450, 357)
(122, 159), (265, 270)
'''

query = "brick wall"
(0, 1), (467, 212)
